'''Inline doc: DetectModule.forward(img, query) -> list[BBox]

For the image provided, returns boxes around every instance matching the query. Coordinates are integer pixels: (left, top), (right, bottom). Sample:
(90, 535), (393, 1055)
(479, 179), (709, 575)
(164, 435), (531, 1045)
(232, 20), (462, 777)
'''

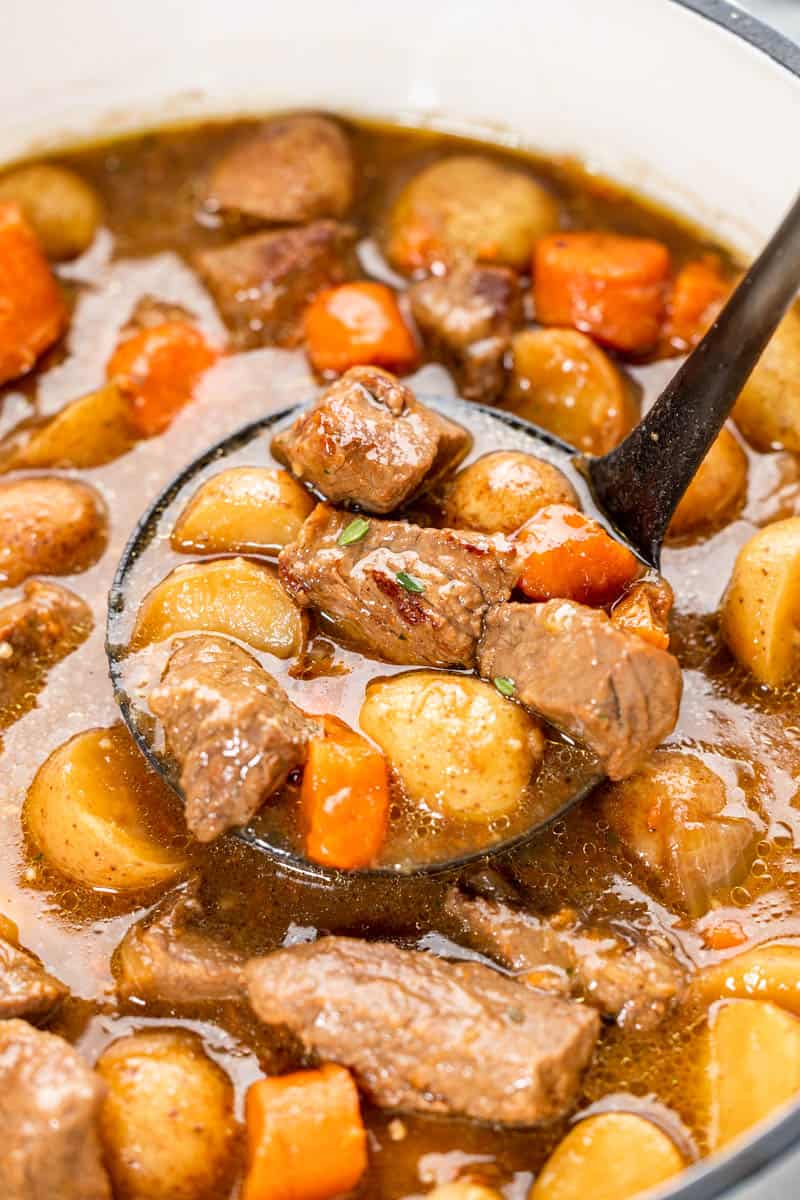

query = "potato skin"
(507, 329), (637, 455)
(96, 1029), (238, 1200)
(0, 476), (107, 587)
(428, 1184), (503, 1200)
(24, 725), (187, 891)
(171, 466), (314, 555)
(721, 517), (800, 687)
(668, 426), (747, 539)
(386, 155), (559, 272)
(442, 451), (579, 534)
(360, 671), (544, 821)
(733, 307), (800, 452)
(10, 385), (139, 470)
(0, 163), (102, 259)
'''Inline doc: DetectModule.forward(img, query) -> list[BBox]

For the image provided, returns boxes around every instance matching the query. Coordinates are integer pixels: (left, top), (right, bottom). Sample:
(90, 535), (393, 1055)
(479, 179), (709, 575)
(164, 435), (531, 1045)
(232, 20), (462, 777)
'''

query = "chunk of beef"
(477, 600), (682, 779)
(246, 937), (598, 1125)
(149, 635), (321, 842)
(194, 220), (354, 350)
(0, 581), (92, 725)
(210, 114), (355, 223)
(0, 935), (67, 1022)
(444, 889), (685, 1032)
(409, 263), (521, 402)
(115, 880), (246, 1004)
(272, 366), (470, 513)
(0, 1019), (110, 1200)
(279, 504), (517, 667)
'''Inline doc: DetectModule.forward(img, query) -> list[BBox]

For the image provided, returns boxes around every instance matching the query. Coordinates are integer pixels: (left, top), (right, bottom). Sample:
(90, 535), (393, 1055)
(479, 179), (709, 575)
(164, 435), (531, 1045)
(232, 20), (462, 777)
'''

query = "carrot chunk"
(611, 584), (670, 650)
(304, 282), (418, 374)
(243, 1064), (368, 1200)
(515, 503), (641, 606)
(702, 920), (748, 951)
(534, 232), (670, 354)
(106, 320), (220, 437)
(301, 714), (390, 870)
(664, 254), (729, 352)
(0, 202), (67, 385)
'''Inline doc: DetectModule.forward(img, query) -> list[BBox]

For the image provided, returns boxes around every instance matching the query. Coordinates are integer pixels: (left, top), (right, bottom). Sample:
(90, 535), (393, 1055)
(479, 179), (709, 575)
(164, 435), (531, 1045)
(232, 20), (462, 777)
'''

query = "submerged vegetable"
(171, 467), (314, 555)
(0, 201), (67, 385)
(304, 282), (418, 374)
(107, 320), (221, 436)
(8, 383), (139, 470)
(0, 476), (106, 588)
(514, 503), (640, 607)
(733, 308), (800, 452)
(693, 943), (800, 1015)
(667, 426), (747, 539)
(0, 163), (102, 260)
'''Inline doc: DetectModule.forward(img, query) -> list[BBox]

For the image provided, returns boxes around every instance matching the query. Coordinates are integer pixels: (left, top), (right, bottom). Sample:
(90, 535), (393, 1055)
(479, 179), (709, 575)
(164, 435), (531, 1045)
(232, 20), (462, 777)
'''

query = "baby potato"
(529, 1112), (684, 1200)
(704, 999), (800, 1150)
(733, 307), (800, 452)
(693, 943), (800, 1015)
(507, 329), (637, 455)
(386, 155), (559, 272)
(721, 517), (800, 687)
(667, 426), (748, 539)
(0, 476), (107, 587)
(131, 557), (305, 657)
(11, 383), (139, 469)
(428, 1184), (502, 1200)
(442, 451), (579, 534)
(97, 1028), (237, 1200)
(24, 725), (187, 892)
(0, 163), (102, 259)
(360, 671), (544, 822)
(171, 466), (314, 555)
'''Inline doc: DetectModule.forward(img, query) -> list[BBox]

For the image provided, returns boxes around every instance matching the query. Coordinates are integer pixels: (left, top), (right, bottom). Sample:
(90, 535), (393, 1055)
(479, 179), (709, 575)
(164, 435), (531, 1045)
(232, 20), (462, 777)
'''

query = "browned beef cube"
(246, 936), (598, 1125)
(272, 366), (470, 513)
(477, 600), (682, 780)
(149, 635), (321, 842)
(279, 504), (517, 667)
(115, 880), (246, 1005)
(0, 1020), (110, 1200)
(209, 114), (355, 223)
(0, 935), (67, 1022)
(409, 263), (521, 402)
(194, 220), (354, 349)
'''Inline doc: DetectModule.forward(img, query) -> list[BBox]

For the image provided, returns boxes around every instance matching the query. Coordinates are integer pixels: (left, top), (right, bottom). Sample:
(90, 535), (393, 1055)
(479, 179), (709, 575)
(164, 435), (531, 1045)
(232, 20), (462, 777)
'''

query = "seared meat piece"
(115, 880), (246, 1005)
(272, 366), (470, 514)
(279, 504), (517, 667)
(0, 1020), (110, 1200)
(210, 114), (355, 223)
(409, 263), (521, 402)
(445, 889), (685, 1032)
(194, 220), (353, 350)
(246, 936), (598, 1125)
(0, 581), (92, 724)
(149, 635), (321, 842)
(477, 600), (682, 779)
(0, 934), (67, 1021)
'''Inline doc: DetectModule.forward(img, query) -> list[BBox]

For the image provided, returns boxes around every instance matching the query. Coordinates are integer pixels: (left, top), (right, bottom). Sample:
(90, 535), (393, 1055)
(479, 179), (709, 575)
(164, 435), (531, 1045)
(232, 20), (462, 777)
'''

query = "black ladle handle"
(587, 191), (800, 568)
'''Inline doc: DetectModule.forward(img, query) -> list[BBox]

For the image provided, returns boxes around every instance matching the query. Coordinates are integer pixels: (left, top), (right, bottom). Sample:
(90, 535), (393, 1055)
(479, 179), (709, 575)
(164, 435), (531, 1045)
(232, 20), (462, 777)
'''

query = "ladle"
(107, 191), (800, 882)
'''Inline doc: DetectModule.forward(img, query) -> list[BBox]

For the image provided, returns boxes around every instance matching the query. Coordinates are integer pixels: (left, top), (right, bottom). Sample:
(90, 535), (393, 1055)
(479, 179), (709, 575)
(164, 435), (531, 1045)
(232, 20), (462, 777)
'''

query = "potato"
(360, 671), (544, 821)
(507, 329), (637, 455)
(693, 943), (800, 1015)
(10, 384), (139, 469)
(24, 725), (187, 891)
(721, 517), (800, 687)
(171, 466), (314, 555)
(0, 163), (102, 260)
(428, 1184), (502, 1200)
(704, 999), (800, 1149)
(529, 1112), (684, 1200)
(667, 426), (748, 539)
(0, 476), (107, 587)
(97, 1028), (237, 1200)
(386, 155), (559, 272)
(442, 451), (579, 534)
(131, 557), (305, 657)
(733, 306), (800, 452)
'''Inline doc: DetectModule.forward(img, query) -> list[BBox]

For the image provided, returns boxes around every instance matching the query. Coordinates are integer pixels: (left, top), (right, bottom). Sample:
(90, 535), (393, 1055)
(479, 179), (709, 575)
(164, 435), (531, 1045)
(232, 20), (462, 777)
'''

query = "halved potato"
(442, 451), (579, 534)
(360, 671), (544, 822)
(529, 1112), (684, 1200)
(24, 725), (187, 891)
(705, 999), (800, 1150)
(171, 467), (314, 555)
(0, 476), (106, 587)
(10, 384), (138, 470)
(0, 163), (102, 260)
(693, 943), (800, 1016)
(428, 1184), (503, 1200)
(668, 426), (748, 539)
(721, 517), (800, 687)
(131, 557), (305, 657)
(507, 329), (637, 455)
(733, 307), (800, 452)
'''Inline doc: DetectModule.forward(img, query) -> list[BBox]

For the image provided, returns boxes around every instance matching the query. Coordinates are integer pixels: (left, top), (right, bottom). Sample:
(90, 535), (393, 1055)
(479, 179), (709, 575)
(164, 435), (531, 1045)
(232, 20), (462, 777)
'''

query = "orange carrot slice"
(0, 202), (67, 385)
(305, 282), (418, 374)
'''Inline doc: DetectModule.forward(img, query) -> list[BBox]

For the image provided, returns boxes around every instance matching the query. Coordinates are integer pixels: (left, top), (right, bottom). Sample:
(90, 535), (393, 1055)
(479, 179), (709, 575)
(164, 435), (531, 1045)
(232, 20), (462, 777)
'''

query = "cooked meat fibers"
(477, 600), (682, 779)
(445, 889), (685, 1032)
(272, 366), (470, 513)
(279, 504), (517, 667)
(149, 635), (321, 842)
(246, 936), (599, 1125)
(0, 1020), (110, 1200)
(0, 935), (67, 1022)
